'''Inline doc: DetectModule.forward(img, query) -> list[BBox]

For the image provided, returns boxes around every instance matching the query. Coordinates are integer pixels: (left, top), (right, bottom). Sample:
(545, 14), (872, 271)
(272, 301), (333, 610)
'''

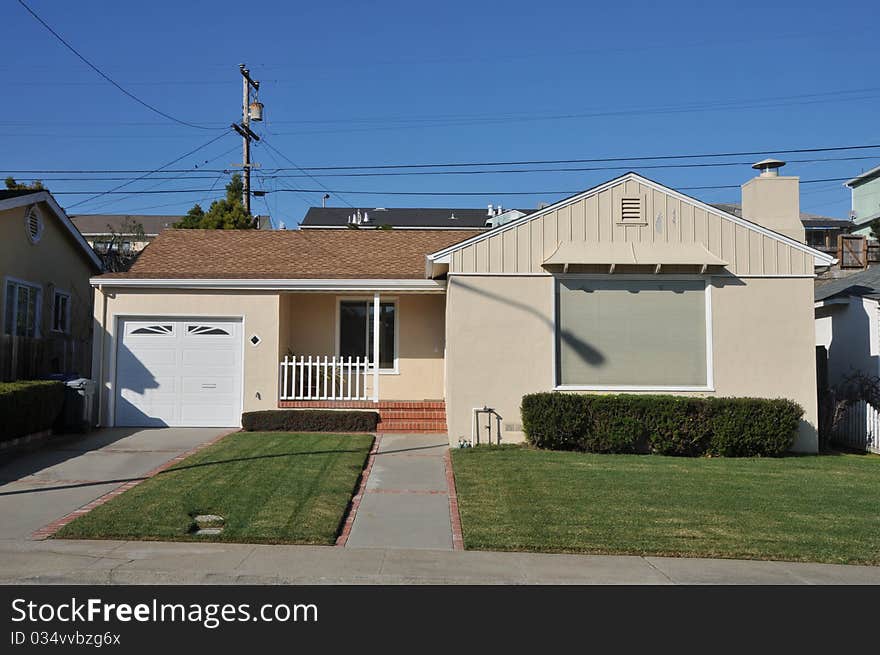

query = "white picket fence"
(835, 399), (880, 454)
(278, 355), (373, 401)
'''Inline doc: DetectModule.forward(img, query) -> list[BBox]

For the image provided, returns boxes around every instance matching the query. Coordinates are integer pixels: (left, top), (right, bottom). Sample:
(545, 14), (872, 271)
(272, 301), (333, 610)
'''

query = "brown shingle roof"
(96, 228), (483, 280)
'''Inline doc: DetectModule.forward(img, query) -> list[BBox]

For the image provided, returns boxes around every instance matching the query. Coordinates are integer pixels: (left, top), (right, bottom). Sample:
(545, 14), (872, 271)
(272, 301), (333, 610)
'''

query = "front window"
(556, 278), (708, 388)
(338, 299), (396, 369)
(52, 290), (71, 333)
(4, 280), (41, 337)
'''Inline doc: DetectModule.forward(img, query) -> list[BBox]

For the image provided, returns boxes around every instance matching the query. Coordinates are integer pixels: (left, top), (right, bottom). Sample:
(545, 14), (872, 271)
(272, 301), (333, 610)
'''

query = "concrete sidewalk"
(344, 434), (455, 550)
(1, 538), (877, 584)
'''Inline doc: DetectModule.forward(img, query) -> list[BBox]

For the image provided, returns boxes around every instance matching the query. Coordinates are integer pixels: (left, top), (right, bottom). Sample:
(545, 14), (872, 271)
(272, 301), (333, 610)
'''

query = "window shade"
(557, 278), (707, 387)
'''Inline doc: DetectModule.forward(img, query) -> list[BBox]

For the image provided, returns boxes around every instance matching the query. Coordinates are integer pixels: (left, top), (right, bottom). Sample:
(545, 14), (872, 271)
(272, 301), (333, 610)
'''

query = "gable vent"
(24, 205), (44, 244)
(619, 197), (643, 223)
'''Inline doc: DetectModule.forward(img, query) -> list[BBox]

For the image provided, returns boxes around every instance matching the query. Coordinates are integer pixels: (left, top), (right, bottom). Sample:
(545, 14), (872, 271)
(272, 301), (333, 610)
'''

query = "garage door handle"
(201, 383), (217, 389)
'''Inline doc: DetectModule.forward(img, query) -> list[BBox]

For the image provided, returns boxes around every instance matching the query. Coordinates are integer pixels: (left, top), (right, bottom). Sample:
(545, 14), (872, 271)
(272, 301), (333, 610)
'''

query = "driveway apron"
(345, 434), (454, 550)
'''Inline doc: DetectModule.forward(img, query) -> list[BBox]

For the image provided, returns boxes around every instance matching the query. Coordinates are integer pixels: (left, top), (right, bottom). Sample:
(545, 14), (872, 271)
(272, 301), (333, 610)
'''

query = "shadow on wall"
(94, 314), (165, 428)
(451, 277), (605, 369)
(822, 297), (880, 387)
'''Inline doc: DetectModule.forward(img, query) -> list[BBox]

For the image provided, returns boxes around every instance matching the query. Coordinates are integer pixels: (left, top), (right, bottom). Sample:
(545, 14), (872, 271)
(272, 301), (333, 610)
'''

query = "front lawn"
(452, 446), (880, 565)
(57, 432), (373, 545)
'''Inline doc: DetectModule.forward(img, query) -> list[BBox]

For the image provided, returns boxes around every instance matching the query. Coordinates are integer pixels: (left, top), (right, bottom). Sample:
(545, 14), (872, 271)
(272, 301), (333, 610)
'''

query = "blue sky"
(2, 0), (878, 225)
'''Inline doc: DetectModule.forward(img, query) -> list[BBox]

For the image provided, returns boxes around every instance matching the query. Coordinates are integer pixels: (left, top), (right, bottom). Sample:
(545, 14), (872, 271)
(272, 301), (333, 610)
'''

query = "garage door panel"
(116, 318), (242, 428)
(181, 376), (236, 394)
(182, 348), (237, 367)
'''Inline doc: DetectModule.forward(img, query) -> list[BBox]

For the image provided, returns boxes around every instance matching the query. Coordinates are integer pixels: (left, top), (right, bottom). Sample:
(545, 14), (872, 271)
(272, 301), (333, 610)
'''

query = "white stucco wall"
(815, 297), (880, 386)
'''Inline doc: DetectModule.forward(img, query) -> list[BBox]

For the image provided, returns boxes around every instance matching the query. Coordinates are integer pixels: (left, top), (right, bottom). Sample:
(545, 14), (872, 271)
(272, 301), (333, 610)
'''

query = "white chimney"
(496, 204), (503, 216)
(741, 159), (804, 243)
(363, 211), (370, 223)
(487, 204), (494, 217)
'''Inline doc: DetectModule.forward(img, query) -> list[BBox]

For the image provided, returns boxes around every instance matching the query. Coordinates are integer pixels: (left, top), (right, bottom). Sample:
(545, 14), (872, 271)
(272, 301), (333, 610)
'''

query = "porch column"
(372, 292), (380, 402)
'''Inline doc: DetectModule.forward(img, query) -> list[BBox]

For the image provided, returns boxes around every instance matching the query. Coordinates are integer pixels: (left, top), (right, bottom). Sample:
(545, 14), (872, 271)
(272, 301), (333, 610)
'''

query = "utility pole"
(232, 64), (262, 218)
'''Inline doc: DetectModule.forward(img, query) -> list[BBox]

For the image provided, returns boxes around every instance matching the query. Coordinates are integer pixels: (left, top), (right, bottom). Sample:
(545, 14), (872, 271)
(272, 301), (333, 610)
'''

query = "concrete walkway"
(344, 434), (456, 550)
(0, 428), (227, 540)
(1, 539), (877, 584)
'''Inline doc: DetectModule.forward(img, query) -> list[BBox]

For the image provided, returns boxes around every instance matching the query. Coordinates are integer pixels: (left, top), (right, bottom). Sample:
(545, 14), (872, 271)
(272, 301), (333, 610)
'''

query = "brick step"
(378, 410), (447, 420)
(377, 420), (448, 432)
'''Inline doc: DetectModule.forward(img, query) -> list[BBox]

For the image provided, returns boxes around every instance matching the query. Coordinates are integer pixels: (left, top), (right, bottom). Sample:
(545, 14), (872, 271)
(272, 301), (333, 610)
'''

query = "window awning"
(543, 241), (727, 268)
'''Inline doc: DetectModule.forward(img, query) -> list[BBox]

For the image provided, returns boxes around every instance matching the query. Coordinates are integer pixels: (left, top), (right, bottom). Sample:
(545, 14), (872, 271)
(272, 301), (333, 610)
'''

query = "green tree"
(175, 174), (254, 229)
(5, 176), (44, 191)
(870, 220), (880, 241)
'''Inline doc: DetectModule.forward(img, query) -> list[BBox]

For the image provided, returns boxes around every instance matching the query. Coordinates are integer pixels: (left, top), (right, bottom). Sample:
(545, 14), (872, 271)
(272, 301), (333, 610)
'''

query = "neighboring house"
(69, 214), (181, 256)
(90, 161), (832, 452)
(300, 206), (532, 230)
(846, 164), (880, 237)
(814, 266), (880, 387)
(711, 202), (851, 256)
(0, 189), (103, 380)
(70, 213), (275, 256)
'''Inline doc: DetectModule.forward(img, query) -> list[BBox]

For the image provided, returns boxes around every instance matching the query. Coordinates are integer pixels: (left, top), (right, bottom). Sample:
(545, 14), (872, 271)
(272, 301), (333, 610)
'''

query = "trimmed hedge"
(0, 380), (66, 443)
(521, 393), (803, 457)
(241, 409), (379, 433)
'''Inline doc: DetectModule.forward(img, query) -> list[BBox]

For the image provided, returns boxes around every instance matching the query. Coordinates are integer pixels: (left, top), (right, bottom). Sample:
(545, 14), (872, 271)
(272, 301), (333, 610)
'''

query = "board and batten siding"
(448, 179), (811, 276)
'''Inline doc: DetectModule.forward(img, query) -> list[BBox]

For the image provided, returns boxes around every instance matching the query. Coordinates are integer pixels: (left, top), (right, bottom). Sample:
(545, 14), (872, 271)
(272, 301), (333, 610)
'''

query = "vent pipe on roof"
(487, 204), (493, 217)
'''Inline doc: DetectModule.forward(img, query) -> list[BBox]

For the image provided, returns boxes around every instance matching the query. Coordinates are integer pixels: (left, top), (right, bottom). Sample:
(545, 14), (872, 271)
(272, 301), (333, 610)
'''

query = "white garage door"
(115, 318), (243, 427)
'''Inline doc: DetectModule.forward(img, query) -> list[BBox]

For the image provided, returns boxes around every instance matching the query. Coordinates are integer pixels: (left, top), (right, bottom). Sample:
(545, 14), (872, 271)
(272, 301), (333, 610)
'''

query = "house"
(90, 160), (833, 452)
(0, 189), (103, 380)
(846, 164), (880, 237)
(70, 213), (274, 256)
(815, 266), (880, 387)
(299, 206), (531, 230)
(69, 214), (182, 257)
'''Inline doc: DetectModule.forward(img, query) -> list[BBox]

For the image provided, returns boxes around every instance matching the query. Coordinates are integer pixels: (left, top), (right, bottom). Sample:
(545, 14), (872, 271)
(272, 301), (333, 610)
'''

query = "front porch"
(275, 291), (448, 432)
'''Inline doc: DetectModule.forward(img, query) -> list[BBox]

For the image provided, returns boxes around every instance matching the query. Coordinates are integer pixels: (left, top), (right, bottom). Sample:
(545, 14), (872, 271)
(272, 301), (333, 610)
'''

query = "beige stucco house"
(1, 189), (103, 380)
(90, 163), (833, 451)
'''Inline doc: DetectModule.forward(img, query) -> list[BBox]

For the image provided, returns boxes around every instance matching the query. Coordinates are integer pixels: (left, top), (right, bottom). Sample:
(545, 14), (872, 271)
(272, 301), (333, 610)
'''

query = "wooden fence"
(0, 335), (91, 382)
(834, 399), (880, 454)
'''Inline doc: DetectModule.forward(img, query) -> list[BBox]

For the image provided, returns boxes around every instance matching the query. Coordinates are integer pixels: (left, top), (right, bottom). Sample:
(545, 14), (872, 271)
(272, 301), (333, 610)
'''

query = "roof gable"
(0, 191), (103, 271)
(428, 172), (835, 274)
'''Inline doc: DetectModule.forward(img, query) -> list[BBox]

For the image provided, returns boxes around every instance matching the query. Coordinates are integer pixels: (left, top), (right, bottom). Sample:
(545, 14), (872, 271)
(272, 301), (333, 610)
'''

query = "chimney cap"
(752, 158), (786, 174)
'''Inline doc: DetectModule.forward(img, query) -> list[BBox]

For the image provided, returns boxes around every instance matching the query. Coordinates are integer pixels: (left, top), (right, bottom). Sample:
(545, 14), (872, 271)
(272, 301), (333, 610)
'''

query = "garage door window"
(187, 324), (231, 336)
(130, 324), (173, 335)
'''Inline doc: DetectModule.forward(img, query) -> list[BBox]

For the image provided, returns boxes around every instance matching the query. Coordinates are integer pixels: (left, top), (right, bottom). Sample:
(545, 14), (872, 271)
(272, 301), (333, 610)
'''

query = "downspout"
(96, 284), (107, 426)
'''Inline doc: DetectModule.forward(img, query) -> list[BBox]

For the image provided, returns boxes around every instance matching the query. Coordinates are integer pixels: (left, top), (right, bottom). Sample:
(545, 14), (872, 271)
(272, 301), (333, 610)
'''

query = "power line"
(65, 131), (233, 209)
(6, 143), (880, 175)
(18, 154), (874, 183)
(16, 0), (225, 131)
(259, 137), (356, 208)
(45, 176), (852, 197)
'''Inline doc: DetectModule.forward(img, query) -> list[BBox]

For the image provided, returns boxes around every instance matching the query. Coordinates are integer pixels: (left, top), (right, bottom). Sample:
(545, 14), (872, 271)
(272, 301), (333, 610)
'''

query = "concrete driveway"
(0, 428), (228, 540)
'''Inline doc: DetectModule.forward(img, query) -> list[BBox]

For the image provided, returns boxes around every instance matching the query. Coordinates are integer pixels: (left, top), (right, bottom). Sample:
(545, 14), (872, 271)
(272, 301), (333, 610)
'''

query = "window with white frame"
(338, 299), (396, 370)
(556, 278), (709, 388)
(4, 280), (41, 337)
(52, 290), (71, 333)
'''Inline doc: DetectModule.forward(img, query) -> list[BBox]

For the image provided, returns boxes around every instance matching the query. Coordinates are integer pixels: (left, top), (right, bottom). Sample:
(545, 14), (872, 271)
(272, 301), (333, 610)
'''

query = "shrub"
(0, 380), (65, 443)
(521, 393), (803, 457)
(241, 409), (378, 433)
(706, 398), (803, 457)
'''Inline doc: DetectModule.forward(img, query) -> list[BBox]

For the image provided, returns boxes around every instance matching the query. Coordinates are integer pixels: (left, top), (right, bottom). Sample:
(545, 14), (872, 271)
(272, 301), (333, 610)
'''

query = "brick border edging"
(443, 448), (464, 551)
(30, 429), (238, 541)
(335, 434), (381, 547)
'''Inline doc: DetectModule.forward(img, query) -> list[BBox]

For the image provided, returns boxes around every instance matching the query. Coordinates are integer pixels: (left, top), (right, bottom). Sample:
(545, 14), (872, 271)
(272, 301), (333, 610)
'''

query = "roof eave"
(90, 277), (448, 292)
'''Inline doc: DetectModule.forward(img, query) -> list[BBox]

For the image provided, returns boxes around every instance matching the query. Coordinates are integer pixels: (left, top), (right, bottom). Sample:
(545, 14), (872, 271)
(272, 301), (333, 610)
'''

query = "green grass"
(57, 432), (373, 545)
(452, 445), (880, 565)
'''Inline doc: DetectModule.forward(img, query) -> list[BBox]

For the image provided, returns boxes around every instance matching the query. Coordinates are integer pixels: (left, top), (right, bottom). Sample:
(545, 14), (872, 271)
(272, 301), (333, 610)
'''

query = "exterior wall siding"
(447, 180), (815, 277)
(445, 274), (820, 453)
